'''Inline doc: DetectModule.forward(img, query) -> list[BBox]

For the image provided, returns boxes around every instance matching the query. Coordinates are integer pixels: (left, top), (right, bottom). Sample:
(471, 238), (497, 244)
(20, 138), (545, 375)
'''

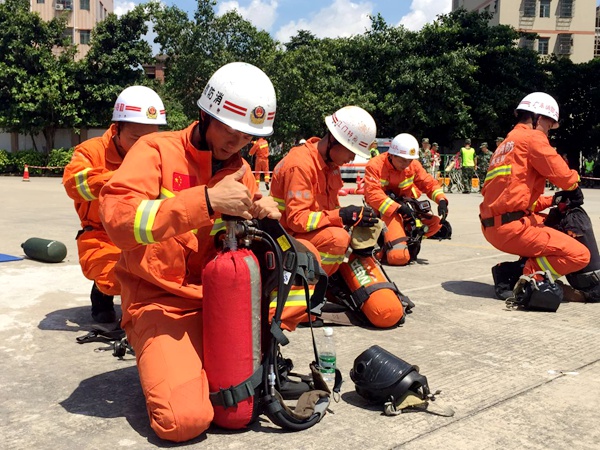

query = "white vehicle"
(341, 137), (391, 181)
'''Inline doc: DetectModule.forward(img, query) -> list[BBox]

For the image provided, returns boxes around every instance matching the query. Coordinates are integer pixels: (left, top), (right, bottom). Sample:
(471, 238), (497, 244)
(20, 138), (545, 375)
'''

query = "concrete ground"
(1, 176), (599, 450)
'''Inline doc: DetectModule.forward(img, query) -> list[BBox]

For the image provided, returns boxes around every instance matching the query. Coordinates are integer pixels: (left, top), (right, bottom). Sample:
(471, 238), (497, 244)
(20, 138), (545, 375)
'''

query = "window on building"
(559, 0), (573, 18)
(538, 37), (550, 55)
(519, 37), (535, 50)
(62, 28), (73, 44)
(80, 0), (90, 11)
(595, 35), (600, 59)
(557, 34), (573, 54)
(80, 30), (91, 45)
(523, 0), (536, 17)
(37, 0), (44, 4)
(539, 0), (551, 18)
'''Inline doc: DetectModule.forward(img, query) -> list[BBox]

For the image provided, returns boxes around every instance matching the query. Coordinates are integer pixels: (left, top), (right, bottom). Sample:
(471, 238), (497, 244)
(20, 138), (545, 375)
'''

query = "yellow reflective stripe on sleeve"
(74, 168), (96, 201)
(209, 218), (225, 236)
(566, 182), (579, 191)
(431, 188), (443, 202)
(134, 199), (162, 245)
(529, 200), (538, 211)
(398, 176), (414, 189)
(269, 288), (314, 308)
(536, 256), (561, 280)
(379, 197), (395, 215)
(160, 187), (175, 198)
(319, 251), (345, 266)
(485, 165), (511, 182)
(306, 212), (322, 231)
(273, 196), (286, 211)
(380, 179), (390, 187)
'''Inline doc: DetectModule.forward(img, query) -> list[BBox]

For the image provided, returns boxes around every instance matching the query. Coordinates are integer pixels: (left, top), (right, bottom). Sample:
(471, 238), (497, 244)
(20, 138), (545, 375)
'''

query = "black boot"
(90, 283), (116, 323)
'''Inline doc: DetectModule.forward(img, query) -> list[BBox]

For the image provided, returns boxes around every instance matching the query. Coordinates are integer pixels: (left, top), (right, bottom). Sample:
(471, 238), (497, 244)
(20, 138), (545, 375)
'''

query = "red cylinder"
(203, 248), (262, 429)
(338, 254), (404, 328)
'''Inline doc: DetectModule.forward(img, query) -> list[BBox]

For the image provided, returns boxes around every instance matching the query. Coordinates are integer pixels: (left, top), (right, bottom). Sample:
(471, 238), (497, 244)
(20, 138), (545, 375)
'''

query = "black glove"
(339, 205), (378, 227)
(553, 186), (584, 208)
(396, 203), (414, 219)
(437, 200), (448, 220)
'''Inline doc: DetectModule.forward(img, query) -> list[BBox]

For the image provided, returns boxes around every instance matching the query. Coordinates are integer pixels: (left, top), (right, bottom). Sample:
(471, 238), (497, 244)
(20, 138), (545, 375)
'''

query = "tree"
(78, 5), (155, 127)
(0, 0), (79, 153)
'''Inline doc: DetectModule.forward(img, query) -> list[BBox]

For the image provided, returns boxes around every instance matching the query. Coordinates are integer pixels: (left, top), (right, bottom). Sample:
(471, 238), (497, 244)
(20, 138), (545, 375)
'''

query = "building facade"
(452, 0), (597, 63)
(30, 0), (114, 59)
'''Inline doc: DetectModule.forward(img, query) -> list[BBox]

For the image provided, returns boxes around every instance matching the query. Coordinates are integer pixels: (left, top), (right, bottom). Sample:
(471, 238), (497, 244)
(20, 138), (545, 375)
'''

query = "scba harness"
(205, 217), (341, 431)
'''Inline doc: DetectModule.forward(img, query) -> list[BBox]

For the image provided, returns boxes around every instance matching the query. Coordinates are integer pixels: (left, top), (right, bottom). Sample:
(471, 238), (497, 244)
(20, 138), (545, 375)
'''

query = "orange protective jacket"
(63, 124), (122, 230)
(99, 122), (258, 325)
(480, 124), (579, 219)
(270, 137), (345, 234)
(249, 138), (269, 159)
(63, 124), (123, 294)
(364, 153), (447, 218)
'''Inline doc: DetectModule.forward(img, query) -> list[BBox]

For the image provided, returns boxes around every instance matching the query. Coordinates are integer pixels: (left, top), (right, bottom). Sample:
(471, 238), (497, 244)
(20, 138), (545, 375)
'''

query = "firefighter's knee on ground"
(147, 380), (214, 443)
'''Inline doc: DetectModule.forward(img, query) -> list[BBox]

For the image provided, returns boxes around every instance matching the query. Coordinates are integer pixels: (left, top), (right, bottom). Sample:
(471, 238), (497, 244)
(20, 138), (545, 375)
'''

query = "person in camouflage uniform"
(476, 142), (492, 189)
(419, 137), (432, 173)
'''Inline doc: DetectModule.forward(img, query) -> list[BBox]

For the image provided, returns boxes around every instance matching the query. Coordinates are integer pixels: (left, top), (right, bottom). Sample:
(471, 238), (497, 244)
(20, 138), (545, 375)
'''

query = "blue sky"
(114, 0), (453, 44)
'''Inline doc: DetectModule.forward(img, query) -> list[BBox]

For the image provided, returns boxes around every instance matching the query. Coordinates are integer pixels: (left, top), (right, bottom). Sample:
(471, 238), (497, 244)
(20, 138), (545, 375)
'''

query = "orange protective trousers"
(76, 230), (121, 295)
(381, 213), (441, 266)
(254, 158), (270, 183)
(123, 304), (213, 442)
(482, 213), (590, 279)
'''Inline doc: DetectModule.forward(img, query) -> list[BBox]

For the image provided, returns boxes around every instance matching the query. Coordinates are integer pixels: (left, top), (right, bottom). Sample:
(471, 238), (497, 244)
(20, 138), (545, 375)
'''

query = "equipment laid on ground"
(204, 217), (339, 431)
(326, 222), (413, 328)
(506, 270), (563, 312)
(350, 345), (454, 416)
(21, 237), (67, 263)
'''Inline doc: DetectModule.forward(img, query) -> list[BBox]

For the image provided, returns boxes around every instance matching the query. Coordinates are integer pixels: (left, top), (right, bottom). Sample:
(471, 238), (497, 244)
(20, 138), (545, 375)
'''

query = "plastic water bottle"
(318, 327), (336, 383)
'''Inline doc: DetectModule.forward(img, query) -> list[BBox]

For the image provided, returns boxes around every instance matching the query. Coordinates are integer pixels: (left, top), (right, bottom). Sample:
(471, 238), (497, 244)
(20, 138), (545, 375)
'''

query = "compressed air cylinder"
(21, 238), (67, 263)
(338, 254), (404, 328)
(203, 248), (262, 429)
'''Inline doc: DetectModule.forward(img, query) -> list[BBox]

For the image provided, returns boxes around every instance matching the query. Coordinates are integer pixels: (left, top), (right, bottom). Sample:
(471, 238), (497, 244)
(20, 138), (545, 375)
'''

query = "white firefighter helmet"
(388, 133), (420, 160)
(516, 92), (559, 128)
(325, 106), (376, 159)
(112, 86), (167, 125)
(197, 62), (276, 137)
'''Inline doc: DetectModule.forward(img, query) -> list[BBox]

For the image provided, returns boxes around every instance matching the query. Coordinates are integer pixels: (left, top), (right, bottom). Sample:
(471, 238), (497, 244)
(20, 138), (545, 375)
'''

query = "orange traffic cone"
(22, 165), (30, 182)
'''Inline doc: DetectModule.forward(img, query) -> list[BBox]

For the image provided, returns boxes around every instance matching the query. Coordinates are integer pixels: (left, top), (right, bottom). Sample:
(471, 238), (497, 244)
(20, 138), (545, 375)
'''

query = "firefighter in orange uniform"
(249, 137), (270, 189)
(480, 92), (589, 302)
(99, 63), (280, 443)
(63, 86), (166, 323)
(364, 133), (449, 266)
(270, 105), (379, 277)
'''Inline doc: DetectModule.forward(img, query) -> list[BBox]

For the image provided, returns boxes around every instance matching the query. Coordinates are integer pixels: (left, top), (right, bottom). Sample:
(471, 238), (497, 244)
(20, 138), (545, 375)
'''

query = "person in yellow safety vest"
(369, 140), (380, 158)
(459, 138), (476, 194)
(249, 137), (270, 190)
(583, 156), (595, 188)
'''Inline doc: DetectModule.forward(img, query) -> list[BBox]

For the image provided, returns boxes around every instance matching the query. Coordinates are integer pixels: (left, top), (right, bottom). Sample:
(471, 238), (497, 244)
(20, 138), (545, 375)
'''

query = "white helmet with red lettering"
(516, 92), (559, 128)
(112, 86), (167, 125)
(388, 133), (420, 160)
(325, 106), (376, 159)
(197, 62), (276, 137)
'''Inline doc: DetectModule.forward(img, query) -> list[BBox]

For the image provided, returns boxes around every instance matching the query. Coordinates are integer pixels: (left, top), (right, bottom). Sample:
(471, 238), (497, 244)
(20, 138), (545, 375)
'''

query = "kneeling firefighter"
(203, 216), (340, 431)
(481, 92), (590, 312)
(363, 133), (450, 267)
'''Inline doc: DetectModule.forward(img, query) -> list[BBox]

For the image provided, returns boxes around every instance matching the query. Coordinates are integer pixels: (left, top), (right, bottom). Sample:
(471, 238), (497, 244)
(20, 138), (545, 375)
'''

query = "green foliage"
(47, 147), (74, 173)
(0, 150), (16, 173)
(10, 150), (46, 174)
(1, 1), (599, 158)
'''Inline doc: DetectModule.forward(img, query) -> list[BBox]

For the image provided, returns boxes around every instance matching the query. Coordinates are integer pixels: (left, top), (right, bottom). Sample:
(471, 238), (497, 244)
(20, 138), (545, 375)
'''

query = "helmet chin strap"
(324, 133), (335, 163)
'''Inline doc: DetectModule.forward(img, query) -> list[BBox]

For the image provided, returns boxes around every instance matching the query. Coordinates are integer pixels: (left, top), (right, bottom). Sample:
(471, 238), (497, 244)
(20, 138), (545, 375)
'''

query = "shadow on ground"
(441, 280), (497, 300)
